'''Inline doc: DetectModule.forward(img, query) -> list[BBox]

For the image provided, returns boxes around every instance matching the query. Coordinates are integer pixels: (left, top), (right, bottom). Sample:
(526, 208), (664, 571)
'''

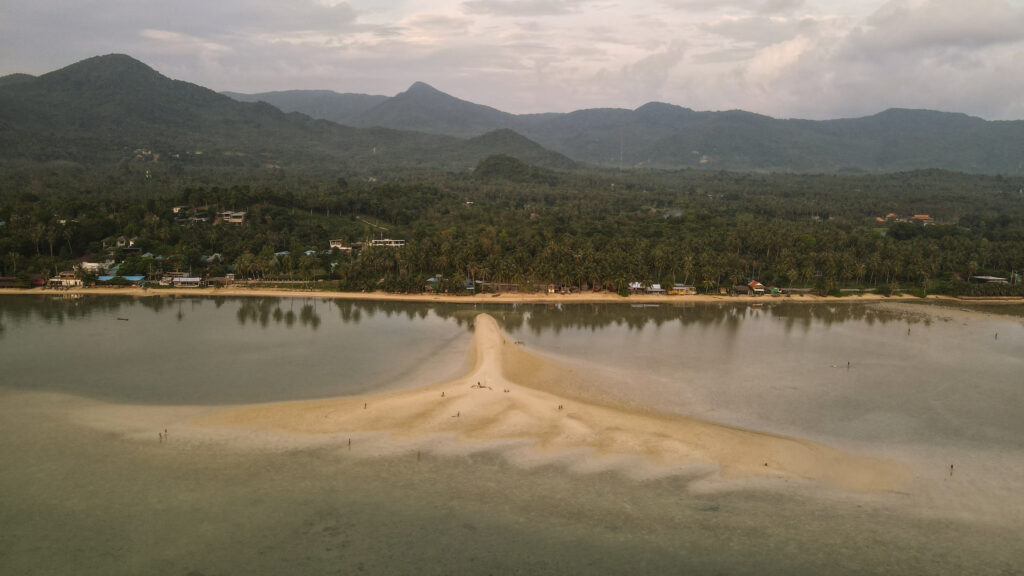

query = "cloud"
(461, 0), (580, 17)
(849, 0), (1024, 53)
(3, 0), (1024, 120)
(703, 15), (822, 46)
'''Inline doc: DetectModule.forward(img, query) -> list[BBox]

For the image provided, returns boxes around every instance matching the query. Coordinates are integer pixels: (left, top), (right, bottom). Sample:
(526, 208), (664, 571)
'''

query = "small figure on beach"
(950, 464), (954, 477)
(457, 411), (460, 418)
(164, 429), (168, 439)
(847, 361), (850, 370)
(558, 404), (563, 411)
(363, 403), (367, 409)
(348, 438), (351, 450)
(159, 432), (163, 443)
(441, 391), (445, 397)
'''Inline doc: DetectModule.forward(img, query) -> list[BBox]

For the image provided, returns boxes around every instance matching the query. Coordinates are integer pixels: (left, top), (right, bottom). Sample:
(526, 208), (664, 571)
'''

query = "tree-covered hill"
(0, 55), (572, 172)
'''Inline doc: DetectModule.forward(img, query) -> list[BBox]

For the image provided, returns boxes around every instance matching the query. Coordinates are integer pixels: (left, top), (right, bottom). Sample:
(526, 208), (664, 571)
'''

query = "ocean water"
(1, 295), (1022, 575)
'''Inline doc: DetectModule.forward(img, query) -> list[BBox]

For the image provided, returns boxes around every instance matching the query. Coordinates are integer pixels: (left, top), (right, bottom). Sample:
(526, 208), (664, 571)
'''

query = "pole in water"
(348, 438), (351, 450)
(847, 361), (850, 370)
(950, 464), (954, 477)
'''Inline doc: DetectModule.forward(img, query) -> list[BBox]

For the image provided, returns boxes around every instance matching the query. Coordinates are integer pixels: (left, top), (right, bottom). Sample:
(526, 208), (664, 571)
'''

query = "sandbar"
(197, 313), (910, 493)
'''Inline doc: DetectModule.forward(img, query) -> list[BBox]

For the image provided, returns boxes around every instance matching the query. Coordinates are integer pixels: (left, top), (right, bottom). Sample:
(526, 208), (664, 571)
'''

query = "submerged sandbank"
(197, 313), (909, 493)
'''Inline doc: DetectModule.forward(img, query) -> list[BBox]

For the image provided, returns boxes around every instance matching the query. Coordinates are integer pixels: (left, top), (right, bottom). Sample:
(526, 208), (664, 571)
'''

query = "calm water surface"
(2, 295), (1023, 575)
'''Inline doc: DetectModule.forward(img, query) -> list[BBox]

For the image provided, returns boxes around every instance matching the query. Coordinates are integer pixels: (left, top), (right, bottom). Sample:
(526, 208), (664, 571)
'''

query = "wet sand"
(192, 313), (908, 492)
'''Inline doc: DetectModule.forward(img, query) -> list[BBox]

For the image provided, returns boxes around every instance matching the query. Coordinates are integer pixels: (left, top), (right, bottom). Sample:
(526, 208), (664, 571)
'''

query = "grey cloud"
(461, 0), (581, 17)
(703, 16), (821, 46)
(657, 0), (803, 15)
(405, 14), (473, 33)
(850, 0), (1024, 53)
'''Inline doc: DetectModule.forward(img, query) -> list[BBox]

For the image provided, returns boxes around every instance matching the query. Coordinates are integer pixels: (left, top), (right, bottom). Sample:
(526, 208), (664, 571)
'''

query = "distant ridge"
(222, 89), (388, 126)
(226, 82), (1024, 174)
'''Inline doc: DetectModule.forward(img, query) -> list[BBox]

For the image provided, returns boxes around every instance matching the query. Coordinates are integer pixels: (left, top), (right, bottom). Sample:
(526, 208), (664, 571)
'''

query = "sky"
(2, 0), (1024, 120)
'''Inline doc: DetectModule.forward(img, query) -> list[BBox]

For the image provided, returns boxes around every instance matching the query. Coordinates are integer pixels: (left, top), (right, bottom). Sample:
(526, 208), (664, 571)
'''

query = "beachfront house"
(646, 284), (666, 295)
(48, 271), (82, 289)
(748, 281), (766, 295)
(171, 276), (204, 288)
(669, 284), (697, 295)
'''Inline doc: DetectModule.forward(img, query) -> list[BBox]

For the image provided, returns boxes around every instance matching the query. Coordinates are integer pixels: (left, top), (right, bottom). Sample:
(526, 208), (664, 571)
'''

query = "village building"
(48, 271), (82, 289)
(171, 276), (204, 288)
(369, 238), (405, 247)
(669, 284), (697, 295)
(646, 283), (666, 295)
(220, 211), (246, 224)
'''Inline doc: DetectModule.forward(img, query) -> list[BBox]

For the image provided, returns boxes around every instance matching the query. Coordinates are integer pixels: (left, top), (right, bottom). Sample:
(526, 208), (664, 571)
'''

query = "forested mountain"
(0, 55), (573, 172)
(226, 84), (1024, 174)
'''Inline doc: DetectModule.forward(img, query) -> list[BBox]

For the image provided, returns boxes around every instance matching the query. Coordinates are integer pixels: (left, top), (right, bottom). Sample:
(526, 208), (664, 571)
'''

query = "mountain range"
(2, 54), (1023, 175)
(0, 55), (575, 173)
(229, 84), (1024, 174)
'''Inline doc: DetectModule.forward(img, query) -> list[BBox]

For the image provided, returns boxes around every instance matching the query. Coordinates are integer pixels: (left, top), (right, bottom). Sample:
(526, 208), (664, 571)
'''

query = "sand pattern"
(199, 314), (909, 492)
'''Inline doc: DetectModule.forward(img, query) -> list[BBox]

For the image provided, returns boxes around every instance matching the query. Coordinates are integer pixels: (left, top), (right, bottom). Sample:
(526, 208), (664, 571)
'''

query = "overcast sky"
(2, 0), (1024, 119)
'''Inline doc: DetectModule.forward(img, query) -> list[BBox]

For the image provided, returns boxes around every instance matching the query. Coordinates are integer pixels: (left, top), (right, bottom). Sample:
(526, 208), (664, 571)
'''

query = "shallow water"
(2, 295), (1023, 575)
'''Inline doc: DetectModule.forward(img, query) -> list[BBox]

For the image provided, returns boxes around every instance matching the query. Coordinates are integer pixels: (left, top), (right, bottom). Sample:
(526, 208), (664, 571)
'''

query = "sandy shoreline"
(3, 285), (1020, 305)
(183, 313), (908, 492)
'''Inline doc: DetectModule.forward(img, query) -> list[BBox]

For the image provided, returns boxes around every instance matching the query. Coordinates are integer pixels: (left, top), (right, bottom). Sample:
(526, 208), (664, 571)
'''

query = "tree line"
(2, 161), (1023, 296)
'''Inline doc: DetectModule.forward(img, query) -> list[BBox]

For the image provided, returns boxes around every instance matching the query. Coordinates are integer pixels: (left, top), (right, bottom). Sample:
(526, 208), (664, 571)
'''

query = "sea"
(1, 295), (1022, 575)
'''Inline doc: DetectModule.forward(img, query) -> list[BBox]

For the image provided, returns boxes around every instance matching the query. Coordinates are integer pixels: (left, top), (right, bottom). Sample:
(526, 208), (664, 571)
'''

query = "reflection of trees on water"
(0, 295), (138, 329)
(473, 302), (924, 335)
(0, 295), (948, 341)
(235, 298), (322, 330)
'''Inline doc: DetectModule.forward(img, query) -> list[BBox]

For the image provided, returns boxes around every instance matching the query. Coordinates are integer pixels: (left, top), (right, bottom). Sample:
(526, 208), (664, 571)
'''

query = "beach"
(8, 284), (1018, 305)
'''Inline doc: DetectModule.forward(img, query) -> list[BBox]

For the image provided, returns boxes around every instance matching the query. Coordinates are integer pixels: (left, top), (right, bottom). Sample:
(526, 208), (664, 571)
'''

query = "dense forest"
(2, 156), (1023, 297)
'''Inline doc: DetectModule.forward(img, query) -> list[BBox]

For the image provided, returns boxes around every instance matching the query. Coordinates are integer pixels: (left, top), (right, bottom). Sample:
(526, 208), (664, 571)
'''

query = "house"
(329, 240), (351, 251)
(96, 275), (145, 286)
(970, 275), (1009, 284)
(78, 260), (112, 274)
(628, 282), (645, 294)
(669, 284), (697, 295)
(220, 211), (246, 224)
(748, 281), (766, 295)
(171, 276), (204, 288)
(369, 238), (405, 248)
(646, 284), (666, 295)
(913, 214), (935, 225)
(48, 271), (82, 289)
(733, 284), (752, 296)
(201, 253), (222, 264)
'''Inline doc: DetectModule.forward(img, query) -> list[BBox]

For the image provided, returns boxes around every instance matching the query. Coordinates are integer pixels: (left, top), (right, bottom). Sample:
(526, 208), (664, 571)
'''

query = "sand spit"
(198, 314), (909, 493)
